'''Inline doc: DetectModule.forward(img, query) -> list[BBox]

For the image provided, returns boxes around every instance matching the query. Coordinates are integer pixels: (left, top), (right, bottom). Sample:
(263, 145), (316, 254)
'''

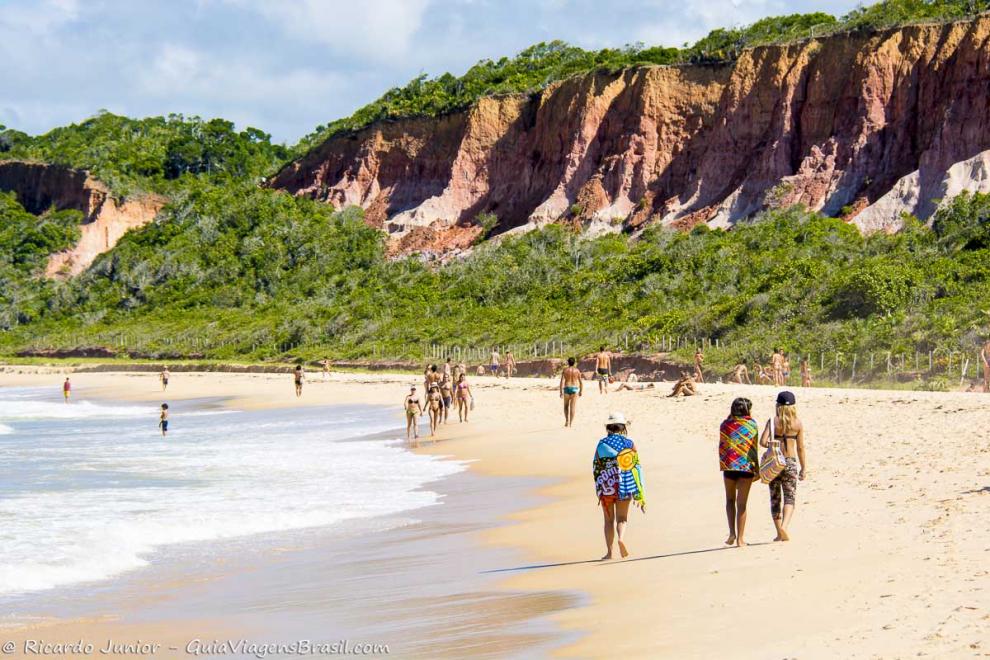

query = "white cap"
(606, 411), (629, 426)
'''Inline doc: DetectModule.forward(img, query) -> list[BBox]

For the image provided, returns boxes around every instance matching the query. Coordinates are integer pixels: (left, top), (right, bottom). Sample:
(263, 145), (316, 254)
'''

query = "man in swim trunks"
(404, 385), (424, 441)
(294, 365), (304, 397)
(490, 349), (500, 377)
(439, 375), (453, 424)
(159, 403), (169, 437)
(694, 348), (705, 383)
(63, 377), (71, 402)
(594, 346), (612, 394)
(559, 357), (583, 427)
(160, 366), (170, 392)
(782, 352), (792, 384)
(982, 340), (990, 393)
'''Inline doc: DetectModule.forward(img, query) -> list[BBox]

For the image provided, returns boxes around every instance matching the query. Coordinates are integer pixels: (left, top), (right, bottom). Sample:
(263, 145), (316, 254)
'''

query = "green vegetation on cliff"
(297, 1), (989, 150)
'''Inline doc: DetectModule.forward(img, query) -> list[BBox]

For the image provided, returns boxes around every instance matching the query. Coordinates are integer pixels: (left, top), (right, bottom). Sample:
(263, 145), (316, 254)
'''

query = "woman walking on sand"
(455, 373), (473, 422)
(593, 412), (646, 560)
(760, 391), (807, 541)
(403, 385), (423, 442)
(719, 398), (759, 547)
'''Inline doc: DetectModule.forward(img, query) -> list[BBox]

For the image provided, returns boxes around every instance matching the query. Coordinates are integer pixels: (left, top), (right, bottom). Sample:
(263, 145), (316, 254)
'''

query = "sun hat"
(776, 390), (796, 406)
(606, 411), (630, 426)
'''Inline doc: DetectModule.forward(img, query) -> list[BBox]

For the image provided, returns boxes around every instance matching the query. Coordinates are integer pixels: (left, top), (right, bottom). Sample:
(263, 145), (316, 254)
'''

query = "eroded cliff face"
(271, 15), (990, 251)
(0, 161), (164, 277)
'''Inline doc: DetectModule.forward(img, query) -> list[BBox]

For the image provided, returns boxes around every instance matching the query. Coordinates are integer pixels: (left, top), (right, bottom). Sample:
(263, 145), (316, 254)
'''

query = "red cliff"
(271, 16), (990, 251)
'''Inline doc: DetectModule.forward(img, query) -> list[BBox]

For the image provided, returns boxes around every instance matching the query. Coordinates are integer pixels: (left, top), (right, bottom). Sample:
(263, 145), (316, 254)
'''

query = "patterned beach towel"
(719, 416), (759, 473)
(593, 434), (647, 510)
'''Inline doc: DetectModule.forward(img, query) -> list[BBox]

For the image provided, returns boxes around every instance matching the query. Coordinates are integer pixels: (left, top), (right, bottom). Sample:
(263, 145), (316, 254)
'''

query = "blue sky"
(0, 0), (861, 144)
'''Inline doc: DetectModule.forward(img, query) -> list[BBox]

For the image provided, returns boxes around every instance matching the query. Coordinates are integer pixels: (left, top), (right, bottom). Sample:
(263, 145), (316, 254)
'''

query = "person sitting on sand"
(426, 384), (442, 438)
(63, 377), (71, 402)
(667, 372), (697, 397)
(982, 339), (990, 393)
(439, 375), (453, 424)
(159, 403), (169, 437)
(294, 364), (305, 398)
(756, 363), (773, 384)
(694, 348), (705, 383)
(594, 346), (612, 395)
(559, 357), (583, 427)
(593, 412), (646, 560)
(800, 357), (813, 388)
(719, 397), (759, 547)
(476, 365), (486, 377)
(455, 373), (474, 422)
(730, 363), (750, 384)
(160, 366), (170, 392)
(404, 385), (424, 441)
(760, 391), (807, 542)
(627, 372), (639, 383)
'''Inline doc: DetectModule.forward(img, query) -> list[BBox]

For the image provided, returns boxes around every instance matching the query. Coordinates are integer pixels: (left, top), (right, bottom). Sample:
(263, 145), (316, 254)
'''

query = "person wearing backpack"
(760, 391), (807, 542)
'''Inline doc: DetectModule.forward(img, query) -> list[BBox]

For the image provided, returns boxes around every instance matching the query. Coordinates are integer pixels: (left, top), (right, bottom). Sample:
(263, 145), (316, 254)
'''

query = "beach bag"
(759, 418), (786, 483)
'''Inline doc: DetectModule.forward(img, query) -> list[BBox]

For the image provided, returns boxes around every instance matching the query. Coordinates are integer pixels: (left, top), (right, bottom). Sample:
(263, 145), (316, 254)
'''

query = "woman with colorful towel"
(719, 397), (759, 547)
(760, 391), (808, 541)
(593, 412), (646, 560)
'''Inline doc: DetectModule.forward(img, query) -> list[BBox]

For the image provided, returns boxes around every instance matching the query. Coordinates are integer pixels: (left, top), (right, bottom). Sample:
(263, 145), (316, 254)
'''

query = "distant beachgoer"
(322, 357), (331, 381)
(159, 403), (169, 437)
(559, 357), (583, 427)
(771, 349), (785, 386)
(782, 353), (792, 384)
(426, 364), (441, 391)
(476, 365), (486, 377)
(982, 340), (990, 393)
(443, 358), (452, 382)
(614, 382), (655, 392)
(453, 361), (465, 383)
(719, 397), (759, 547)
(455, 373), (473, 422)
(427, 385), (442, 438)
(404, 385), (423, 441)
(505, 351), (516, 378)
(63, 377), (71, 402)
(731, 363), (750, 384)
(694, 348), (705, 383)
(490, 349), (500, 377)
(627, 372), (638, 383)
(594, 346), (612, 394)
(593, 412), (645, 560)
(294, 365), (304, 398)
(756, 363), (773, 384)
(160, 366), (170, 392)
(439, 375), (453, 424)
(668, 372), (697, 397)
(760, 391), (807, 542)
(800, 357), (813, 388)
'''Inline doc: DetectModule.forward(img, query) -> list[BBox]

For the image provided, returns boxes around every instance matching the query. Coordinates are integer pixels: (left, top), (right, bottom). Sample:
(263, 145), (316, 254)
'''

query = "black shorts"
(723, 470), (754, 480)
(160, 420), (169, 432)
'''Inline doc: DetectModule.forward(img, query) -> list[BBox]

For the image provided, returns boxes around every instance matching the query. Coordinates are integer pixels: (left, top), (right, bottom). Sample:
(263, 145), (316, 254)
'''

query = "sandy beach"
(0, 366), (987, 658)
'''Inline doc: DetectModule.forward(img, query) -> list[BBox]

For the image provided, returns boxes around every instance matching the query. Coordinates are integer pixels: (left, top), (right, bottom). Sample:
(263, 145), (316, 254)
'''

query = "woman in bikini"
(426, 384), (442, 438)
(455, 373), (473, 422)
(439, 376), (453, 424)
(719, 397), (759, 547)
(760, 391), (808, 541)
(403, 385), (423, 442)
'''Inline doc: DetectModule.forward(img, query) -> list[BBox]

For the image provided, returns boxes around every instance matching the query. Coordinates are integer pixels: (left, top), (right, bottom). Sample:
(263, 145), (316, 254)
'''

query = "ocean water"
(0, 387), (463, 596)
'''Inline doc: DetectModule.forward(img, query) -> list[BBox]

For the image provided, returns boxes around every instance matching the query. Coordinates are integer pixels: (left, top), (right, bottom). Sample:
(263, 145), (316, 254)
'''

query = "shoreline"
(0, 368), (987, 657)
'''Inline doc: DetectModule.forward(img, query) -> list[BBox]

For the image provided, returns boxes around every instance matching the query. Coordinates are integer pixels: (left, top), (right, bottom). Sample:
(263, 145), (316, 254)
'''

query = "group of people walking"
(592, 390), (807, 559)
(404, 359), (475, 441)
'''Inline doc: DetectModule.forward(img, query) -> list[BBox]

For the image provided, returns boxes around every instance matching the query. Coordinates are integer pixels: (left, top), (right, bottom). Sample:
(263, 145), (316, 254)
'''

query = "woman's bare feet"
(773, 529), (790, 542)
(725, 534), (736, 546)
(736, 538), (746, 547)
(600, 551), (613, 561)
(618, 540), (629, 558)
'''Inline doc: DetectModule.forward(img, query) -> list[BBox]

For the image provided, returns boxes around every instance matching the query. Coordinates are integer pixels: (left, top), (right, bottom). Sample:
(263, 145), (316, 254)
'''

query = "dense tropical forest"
(1, 0), (989, 381)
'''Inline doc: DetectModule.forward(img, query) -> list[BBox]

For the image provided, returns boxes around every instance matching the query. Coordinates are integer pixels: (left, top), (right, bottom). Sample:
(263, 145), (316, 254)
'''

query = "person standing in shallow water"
(63, 377), (71, 402)
(159, 403), (169, 437)
(719, 397), (759, 547)
(593, 412), (646, 560)
(559, 357), (583, 427)
(760, 390), (808, 541)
